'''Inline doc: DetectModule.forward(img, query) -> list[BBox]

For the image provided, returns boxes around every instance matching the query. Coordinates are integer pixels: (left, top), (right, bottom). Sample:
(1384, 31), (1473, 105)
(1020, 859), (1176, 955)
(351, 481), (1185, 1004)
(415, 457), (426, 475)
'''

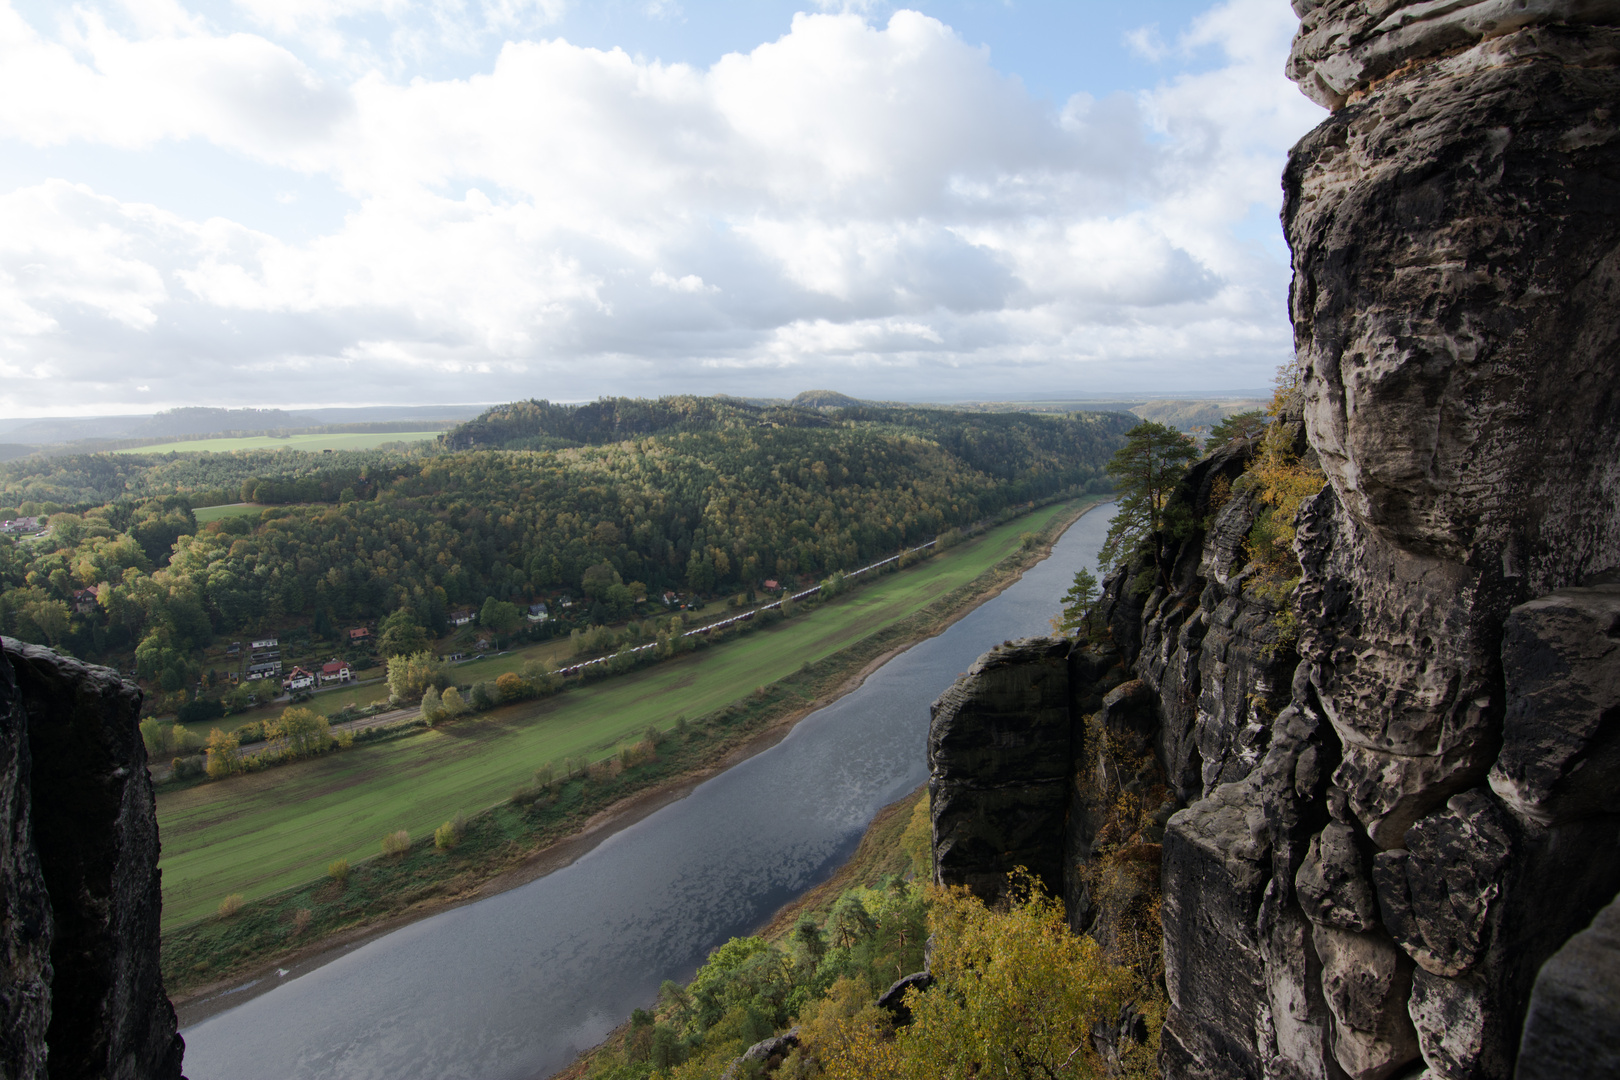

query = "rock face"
(929, 638), (1073, 901)
(1170, 5), (1620, 1076)
(0, 639), (185, 1080)
(1516, 893), (1620, 1080)
(0, 643), (52, 1079)
(929, 4), (1620, 1078)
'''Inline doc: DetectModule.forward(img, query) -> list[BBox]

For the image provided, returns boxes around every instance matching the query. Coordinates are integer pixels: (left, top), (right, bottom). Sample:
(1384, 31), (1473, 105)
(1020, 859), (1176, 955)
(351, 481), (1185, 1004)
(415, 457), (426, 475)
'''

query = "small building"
(474, 639), (490, 651)
(661, 591), (679, 607)
(250, 637), (278, 650)
(0, 517), (40, 535)
(348, 627), (371, 641)
(246, 660), (282, 681)
(225, 642), (242, 655)
(526, 602), (549, 623)
(763, 579), (780, 591)
(319, 660), (351, 684)
(450, 609), (475, 626)
(71, 587), (99, 614)
(285, 667), (315, 691)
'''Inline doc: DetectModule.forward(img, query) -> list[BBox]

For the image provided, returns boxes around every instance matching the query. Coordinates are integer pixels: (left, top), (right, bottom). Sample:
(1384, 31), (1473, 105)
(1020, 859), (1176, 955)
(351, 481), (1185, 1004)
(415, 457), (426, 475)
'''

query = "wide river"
(180, 502), (1115, 1080)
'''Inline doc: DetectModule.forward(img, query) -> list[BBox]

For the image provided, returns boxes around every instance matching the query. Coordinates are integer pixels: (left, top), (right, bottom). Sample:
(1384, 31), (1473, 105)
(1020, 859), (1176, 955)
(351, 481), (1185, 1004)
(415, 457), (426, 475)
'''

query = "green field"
(193, 503), (270, 523)
(117, 431), (442, 455)
(156, 501), (1082, 927)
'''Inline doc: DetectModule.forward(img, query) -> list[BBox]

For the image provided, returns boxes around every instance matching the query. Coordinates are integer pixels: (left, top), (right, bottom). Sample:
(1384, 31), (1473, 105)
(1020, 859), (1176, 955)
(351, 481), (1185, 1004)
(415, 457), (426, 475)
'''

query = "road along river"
(179, 502), (1116, 1080)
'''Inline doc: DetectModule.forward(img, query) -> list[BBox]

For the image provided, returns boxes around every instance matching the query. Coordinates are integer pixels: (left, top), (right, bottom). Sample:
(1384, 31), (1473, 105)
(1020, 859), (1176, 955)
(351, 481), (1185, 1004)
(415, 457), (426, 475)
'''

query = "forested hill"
(442, 397), (1135, 487)
(0, 448), (421, 509)
(0, 399), (1134, 689)
(439, 396), (827, 451)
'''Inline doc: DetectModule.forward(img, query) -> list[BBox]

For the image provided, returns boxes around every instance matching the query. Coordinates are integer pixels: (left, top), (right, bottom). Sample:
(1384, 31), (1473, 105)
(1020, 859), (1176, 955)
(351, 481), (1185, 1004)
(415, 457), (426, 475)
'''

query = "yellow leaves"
(802, 875), (1133, 1080)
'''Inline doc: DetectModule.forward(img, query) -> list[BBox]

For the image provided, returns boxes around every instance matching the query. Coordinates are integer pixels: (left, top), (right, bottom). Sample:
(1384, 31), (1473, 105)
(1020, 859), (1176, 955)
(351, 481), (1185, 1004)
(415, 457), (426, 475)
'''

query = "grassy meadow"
(193, 503), (272, 523)
(157, 499), (1082, 928)
(117, 430), (442, 455)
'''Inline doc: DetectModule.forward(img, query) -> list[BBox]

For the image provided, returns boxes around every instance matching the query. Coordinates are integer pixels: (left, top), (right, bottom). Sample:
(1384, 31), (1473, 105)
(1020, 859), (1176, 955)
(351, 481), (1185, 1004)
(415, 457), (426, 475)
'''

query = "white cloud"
(1123, 24), (1168, 63)
(0, 0), (1324, 411)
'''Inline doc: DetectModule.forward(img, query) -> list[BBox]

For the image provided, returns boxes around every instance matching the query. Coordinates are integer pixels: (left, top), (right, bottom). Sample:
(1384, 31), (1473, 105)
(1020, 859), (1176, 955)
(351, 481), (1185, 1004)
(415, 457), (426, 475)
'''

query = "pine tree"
(1098, 421), (1200, 572)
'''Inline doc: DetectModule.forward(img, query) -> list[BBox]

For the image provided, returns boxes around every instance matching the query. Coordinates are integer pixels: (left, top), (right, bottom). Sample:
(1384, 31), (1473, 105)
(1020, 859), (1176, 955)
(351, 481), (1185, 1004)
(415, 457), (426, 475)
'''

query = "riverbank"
(551, 783), (930, 1080)
(167, 498), (1104, 1012)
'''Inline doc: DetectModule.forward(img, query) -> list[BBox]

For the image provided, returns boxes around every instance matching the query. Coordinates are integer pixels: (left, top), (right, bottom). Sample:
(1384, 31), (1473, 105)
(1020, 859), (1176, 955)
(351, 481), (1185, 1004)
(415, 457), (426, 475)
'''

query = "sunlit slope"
(156, 501), (1076, 927)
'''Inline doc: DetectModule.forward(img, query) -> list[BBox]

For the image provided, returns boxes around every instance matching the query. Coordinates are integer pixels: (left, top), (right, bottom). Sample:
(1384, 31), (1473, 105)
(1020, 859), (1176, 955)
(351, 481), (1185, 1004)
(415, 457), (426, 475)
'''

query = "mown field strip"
(156, 501), (1076, 927)
(116, 431), (443, 454)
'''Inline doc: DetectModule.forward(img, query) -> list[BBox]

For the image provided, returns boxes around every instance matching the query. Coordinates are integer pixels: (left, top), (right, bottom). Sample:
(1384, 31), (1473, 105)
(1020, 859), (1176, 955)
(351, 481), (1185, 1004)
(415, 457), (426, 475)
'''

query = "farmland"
(115, 430), (442, 455)
(156, 499), (1082, 927)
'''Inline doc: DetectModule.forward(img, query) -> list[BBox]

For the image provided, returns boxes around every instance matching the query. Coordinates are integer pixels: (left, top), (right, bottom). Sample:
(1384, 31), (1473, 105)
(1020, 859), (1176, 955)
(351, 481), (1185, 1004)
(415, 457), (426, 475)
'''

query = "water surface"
(181, 503), (1115, 1080)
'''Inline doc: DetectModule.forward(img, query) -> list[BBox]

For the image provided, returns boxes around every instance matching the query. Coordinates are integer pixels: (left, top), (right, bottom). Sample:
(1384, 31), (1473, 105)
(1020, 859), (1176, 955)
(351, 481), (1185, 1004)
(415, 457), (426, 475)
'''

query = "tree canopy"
(1053, 568), (1100, 638)
(0, 397), (1136, 694)
(1097, 421), (1200, 572)
(1205, 409), (1268, 452)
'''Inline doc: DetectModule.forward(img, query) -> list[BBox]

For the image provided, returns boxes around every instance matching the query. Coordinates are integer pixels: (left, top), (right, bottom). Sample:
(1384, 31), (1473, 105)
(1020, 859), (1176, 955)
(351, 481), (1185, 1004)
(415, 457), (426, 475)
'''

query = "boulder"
(876, 971), (932, 1026)
(1489, 584), (1620, 825)
(1372, 791), (1510, 979)
(1297, 822), (1378, 933)
(720, 1027), (799, 1080)
(1315, 925), (1420, 1080)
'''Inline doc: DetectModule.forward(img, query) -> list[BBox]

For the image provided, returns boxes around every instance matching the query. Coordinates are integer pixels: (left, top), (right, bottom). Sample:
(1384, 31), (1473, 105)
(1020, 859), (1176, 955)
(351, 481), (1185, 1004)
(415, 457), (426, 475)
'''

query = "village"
(200, 583), (724, 707)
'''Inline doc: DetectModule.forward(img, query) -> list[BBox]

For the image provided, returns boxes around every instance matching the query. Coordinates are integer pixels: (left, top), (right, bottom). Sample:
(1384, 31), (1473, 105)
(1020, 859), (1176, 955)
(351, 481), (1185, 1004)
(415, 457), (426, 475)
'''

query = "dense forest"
(0, 446), (424, 511)
(0, 398), (1133, 693)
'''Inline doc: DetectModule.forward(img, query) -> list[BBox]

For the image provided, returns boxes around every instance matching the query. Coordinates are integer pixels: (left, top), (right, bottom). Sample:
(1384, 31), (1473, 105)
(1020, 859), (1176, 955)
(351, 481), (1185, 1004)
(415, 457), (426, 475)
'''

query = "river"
(179, 502), (1116, 1080)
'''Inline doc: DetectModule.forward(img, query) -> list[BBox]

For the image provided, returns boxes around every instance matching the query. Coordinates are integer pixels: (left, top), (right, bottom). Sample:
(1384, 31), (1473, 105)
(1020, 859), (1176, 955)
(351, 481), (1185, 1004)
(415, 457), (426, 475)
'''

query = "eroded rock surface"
(1154, 3), (1620, 1076)
(929, 637), (1073, 900)
(0, 644), (51, 1079)
(927, 8), (1620, 1079)
(1489, 584), (1620, 825)
(1, 639), (185, 1080)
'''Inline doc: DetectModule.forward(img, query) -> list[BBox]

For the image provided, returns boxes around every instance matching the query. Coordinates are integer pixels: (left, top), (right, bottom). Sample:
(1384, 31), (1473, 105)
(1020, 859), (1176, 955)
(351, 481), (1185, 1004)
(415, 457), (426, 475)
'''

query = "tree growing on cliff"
(1098, 421), (1200, 572)
(1206, 409), (1268, 452)
(1053, 568), (1100, 639)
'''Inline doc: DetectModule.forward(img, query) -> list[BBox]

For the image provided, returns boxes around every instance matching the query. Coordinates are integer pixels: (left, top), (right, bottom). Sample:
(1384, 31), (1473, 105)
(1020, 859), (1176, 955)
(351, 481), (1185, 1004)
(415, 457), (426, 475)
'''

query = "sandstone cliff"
(0, 638), (186, 1080)
(928, 4), (1620, 1077)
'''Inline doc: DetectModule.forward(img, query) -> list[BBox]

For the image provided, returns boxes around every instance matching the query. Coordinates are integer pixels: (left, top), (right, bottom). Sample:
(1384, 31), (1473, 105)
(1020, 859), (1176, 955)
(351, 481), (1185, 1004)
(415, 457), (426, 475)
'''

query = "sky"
(0, 0), (1325, 416)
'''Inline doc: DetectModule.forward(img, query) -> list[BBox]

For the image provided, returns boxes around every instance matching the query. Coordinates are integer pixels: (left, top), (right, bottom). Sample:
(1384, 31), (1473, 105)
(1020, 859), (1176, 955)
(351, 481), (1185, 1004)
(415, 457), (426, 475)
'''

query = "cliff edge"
(0, 638), (186, 1080)
(929, 4), (1620, 1078)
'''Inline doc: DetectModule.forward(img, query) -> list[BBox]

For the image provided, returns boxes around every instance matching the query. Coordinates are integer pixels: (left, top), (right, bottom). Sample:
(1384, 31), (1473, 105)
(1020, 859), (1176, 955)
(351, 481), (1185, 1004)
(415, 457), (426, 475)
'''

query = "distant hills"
(0, 392), (1266, 457)
(0, 404), (488, 454)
